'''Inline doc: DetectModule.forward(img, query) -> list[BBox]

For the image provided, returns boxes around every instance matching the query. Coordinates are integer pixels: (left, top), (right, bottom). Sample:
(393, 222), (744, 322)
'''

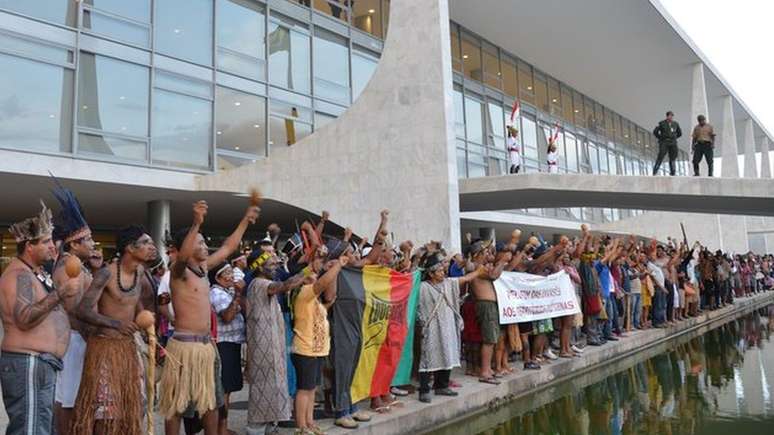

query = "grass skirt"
(71, 335), (143, 435)
(158, 338), (217, 418)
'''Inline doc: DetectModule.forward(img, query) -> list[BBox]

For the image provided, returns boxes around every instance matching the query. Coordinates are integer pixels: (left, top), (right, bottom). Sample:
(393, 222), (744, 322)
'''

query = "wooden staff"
(136, 310), (156, 435)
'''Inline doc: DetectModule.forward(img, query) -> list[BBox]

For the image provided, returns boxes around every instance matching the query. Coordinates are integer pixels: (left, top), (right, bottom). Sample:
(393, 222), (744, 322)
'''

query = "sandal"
(370, 405), (390, 414)
(478, 377), (501, 385)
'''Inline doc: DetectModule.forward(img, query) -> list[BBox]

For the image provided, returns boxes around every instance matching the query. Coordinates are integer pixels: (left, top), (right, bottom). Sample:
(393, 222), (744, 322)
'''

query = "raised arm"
(315, 211), (329, 242)
(75, 266), (136, 335)
(488, 252), (512, 281)
(458, 266), (484, 286)
(315, 256), (348, 301)
(266, 272), (306, 296)
(208, 205), (259, 268)
(173, 201), (207, 279)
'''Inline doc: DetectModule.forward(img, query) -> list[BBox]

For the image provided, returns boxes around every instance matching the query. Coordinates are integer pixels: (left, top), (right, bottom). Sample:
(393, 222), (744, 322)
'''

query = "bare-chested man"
(49, 185), (96, 435)
(0, 203), (76, 435)
(469, 240), (511, 384)
(160, 200), (258, 435)
(72, 225), (157, 435)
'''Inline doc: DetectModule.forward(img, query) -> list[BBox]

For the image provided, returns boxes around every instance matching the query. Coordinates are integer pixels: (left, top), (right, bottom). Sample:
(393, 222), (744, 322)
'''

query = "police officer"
(652, 110), (682, 176)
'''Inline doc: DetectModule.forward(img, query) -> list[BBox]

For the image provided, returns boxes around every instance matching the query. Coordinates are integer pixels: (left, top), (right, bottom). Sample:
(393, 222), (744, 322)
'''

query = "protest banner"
(494, 270), (580, 324)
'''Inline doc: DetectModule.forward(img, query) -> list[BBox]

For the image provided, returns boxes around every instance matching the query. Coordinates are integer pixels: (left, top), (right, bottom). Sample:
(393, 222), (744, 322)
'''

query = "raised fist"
(245, 205), (260, 224)
(193, 201), (208, 226)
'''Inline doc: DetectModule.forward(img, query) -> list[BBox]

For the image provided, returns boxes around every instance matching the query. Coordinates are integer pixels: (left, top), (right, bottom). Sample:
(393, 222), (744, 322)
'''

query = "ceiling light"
(552, 98), (557, 103)
(624, 134), (629, 138)
(368, 9), (375, 14)
(253, 124), (260, 128)
(217, 131), (222, 135)
(234, 146), (240, 150)
(574, 109), (579, 113)
(82, 105), (88, 110)
(497, 72), (501, 76)
(251, 159), (256, 163)
(527, 86), (532, 90)
(234, 102), (241, 106)
(462, 54), (468, 59)
(48, 114), (56, 118)
(173, 28), (181, 34)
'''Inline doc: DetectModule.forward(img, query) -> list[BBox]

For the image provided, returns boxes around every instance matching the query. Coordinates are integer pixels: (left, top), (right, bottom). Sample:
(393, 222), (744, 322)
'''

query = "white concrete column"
(720, 96), (740, 178)
(742, 119), (757, 178)
(147, 200), (171, 261)
(761, 137), (772, 178)
(690, 63), (709, 126)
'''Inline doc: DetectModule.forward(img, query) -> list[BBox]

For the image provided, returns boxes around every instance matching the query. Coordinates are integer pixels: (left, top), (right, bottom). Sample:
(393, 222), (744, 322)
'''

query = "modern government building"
(0, 0), (773, 265)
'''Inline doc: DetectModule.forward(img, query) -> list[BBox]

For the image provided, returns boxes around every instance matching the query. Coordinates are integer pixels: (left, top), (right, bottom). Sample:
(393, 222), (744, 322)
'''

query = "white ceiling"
(449, 0), (773, 152)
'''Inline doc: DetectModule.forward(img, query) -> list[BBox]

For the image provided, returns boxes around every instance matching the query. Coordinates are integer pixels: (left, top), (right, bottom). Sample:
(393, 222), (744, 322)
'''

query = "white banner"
(494, 270), (581, 324)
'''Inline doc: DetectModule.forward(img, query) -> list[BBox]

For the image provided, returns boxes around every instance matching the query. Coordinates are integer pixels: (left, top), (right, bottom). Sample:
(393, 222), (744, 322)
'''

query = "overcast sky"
(660, 0), (774, 137)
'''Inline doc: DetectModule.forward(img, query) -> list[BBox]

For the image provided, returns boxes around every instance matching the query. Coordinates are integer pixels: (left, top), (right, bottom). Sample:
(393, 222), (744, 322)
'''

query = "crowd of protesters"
(1, 186), (773, 435)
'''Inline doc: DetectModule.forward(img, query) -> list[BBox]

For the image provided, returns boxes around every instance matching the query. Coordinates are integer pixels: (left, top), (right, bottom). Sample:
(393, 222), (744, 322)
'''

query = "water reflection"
(436, 306), (774, 435)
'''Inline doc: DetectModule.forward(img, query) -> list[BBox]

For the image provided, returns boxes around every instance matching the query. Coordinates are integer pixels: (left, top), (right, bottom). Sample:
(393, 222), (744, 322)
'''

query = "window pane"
(313, 28), (350, 104)
(450, 24), (461, 72)
(548, 78), (561, 116)
(217, 153), (256, 171)
(573, 91), (584, 127)
(78, 132), (146, 161)
(155, 0), (213, 66)
(461, 34), (481, 81)
(269, 115), (311, 147)
(352, 51), (377, 100)
(0, 0), (77, 26)
(453, 87), (464, 138)
(561, 85), (573, 122)
(565, 133), (578, 172)
(0, 53), (73, 152)
(501, 56), (517, 98)
(486, 102), (504, 148)
(78, 53), (149, 137)
(314, 112), (336, 129)
(313, 0), (348, 23)
(520, 115), (538, 160)
(268, 21), (311, 94)
(533, 72), (548, 113)
(464, 96), (483, 144)
(216, 0), (266, 81)
(588, 141), (599, 173)
(518, 61), (534, 104)
(215, 86), (266, 157)
(155, 70), (212, 99)
(457, 146), (467, 178)
(83, 0), (150, 46)
(482, 44), (501, 89)
(352, 0), (382, 39)
(152, 89), (212, 169)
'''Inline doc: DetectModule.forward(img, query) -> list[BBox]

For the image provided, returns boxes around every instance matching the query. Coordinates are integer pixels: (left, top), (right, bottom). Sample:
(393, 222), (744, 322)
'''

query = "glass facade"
(450, 21), (689, 224)
(0, 0), (384, 172)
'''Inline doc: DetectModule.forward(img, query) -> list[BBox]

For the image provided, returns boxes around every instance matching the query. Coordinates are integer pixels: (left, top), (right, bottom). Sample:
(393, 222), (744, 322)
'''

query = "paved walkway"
(1, 292), (772, 434)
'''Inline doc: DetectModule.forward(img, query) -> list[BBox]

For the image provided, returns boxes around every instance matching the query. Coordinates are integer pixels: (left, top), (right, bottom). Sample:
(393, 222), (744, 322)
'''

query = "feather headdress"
(50, 175), (91, 243)
(9, 201), (54, 243)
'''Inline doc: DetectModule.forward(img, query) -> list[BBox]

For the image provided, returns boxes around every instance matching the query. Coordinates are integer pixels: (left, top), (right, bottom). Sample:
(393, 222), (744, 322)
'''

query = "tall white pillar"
(690, 63), (709, 126)
(761, 137), (772, 178)
(720, 96), (740, 178)
(742, 119), (757, 178)
(147, 200), (171, 261)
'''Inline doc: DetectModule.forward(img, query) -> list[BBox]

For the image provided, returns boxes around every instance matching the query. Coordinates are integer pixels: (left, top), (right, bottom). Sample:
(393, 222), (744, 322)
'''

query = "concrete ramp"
(459, 173), (774, 216)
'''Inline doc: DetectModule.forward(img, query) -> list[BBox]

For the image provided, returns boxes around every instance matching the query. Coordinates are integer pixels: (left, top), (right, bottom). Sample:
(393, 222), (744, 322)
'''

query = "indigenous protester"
(72, 225), (157, 435)
(209, 263), (245, 435)
(291, 253), (348, 434)
(0, 203), (74, 435)
(49, 185), (96, 435)
(244, 252), (305, 435)
(160, 200), (258, 435)
(416, 252), (481, 403)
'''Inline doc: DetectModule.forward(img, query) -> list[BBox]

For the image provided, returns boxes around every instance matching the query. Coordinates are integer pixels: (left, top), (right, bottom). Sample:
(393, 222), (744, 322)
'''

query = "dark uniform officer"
(652, 110), (682, 176)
